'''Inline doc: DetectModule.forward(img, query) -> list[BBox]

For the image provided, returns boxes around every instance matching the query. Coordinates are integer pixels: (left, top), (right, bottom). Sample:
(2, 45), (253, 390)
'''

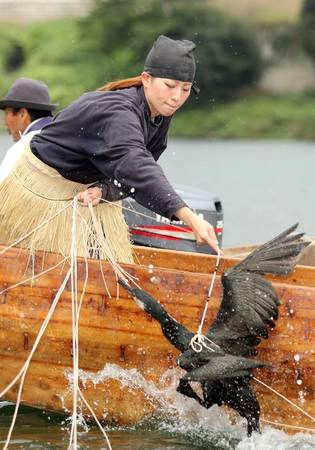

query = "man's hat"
(144, 35), (200, 94)
(0, 77), (57, 111)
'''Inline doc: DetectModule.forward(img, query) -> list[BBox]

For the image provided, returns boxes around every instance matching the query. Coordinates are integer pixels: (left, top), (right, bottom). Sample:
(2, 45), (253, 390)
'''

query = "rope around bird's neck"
(189, 250), (221, 353)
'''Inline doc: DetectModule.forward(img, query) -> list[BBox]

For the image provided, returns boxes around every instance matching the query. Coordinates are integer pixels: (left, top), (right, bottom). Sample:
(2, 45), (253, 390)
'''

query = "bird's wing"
(206, 224), (310, 354)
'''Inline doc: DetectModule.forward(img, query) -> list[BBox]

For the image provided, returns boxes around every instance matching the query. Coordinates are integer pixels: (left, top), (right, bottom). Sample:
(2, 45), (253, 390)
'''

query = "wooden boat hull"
(0, 245), (314, 433)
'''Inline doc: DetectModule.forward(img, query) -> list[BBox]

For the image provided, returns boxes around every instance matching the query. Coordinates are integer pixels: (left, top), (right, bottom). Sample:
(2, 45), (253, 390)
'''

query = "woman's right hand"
(175, 206), (221, 254)
(77, 186), (102, 206)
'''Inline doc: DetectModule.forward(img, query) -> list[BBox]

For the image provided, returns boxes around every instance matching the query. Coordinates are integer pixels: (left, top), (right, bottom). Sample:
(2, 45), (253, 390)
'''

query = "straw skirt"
(0, 135), (134, 263)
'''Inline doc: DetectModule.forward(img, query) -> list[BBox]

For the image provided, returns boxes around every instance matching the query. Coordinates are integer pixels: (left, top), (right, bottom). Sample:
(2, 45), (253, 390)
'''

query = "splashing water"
(63, 364), (315, 450)
(1, 366), (314, 449)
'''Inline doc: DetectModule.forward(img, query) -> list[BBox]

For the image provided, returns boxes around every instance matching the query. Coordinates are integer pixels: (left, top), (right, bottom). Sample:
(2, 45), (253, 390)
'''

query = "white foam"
(64, 364), (315, 449)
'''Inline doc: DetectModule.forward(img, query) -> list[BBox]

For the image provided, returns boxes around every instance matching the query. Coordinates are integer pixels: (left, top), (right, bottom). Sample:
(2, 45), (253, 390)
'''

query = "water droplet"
(298, 390), (305, 403)
(150, 276), (161, 284)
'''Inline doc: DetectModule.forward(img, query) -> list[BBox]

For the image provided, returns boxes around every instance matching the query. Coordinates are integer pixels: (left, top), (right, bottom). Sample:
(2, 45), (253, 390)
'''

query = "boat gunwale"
(1, 244), (315, 288)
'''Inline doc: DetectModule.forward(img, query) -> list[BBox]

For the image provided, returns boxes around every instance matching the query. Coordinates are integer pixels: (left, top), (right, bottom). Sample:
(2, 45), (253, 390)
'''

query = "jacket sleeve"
(90, 178), (129, 202)
(88, 102), (187, 219)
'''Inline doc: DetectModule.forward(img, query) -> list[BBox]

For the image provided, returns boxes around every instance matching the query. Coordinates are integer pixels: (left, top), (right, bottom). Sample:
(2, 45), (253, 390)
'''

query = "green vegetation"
(0, 0), (262, 105)
(0, 19), (96, 108)
(81, 0), (262, 103)
(0, 0), (314, 140)
(171, 93), (315, 139)
(300, 0), (315, 63)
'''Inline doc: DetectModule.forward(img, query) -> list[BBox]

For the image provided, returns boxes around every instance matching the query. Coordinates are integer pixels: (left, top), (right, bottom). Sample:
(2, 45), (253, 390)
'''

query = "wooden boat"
(0, 244), (314, 434)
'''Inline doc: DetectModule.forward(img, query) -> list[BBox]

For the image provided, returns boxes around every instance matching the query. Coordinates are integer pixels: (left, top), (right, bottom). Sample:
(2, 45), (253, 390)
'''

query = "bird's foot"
(177, 378), (206, 407)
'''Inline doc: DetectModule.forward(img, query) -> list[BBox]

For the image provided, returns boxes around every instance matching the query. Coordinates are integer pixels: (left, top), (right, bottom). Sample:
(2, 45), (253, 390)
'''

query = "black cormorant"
(119, 224), (309, 435)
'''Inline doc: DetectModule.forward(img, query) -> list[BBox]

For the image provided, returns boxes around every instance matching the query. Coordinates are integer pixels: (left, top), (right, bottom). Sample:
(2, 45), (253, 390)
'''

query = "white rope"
(75, 206), (139, 299)
(0, 269), (71, 399)
(254, 376), (315, 424)
(83, 194), (209, 246)
(100, 196), (197, 235)
(74, 208), (113, 299)
(68, 198), (79, 450)
(3, 355), (28, 450)
(1, 267), (72, 448)
(67, 200), (113, 450)
(190, 250), (221, 352)
(3, 356), (28, 450)
(87, 203), (140, 288)
(0, 198), (116, 449)
(0, 203), (73, 448)
(0, 256), (68, 296)
(77, 250), (89, 319)
(78, 387), (113, 449)
(24, 248), (36, 281)
(261, 418), (315, 433)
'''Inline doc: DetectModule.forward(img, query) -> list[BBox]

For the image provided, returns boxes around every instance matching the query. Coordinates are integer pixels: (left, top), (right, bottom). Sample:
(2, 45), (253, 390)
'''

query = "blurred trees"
(1, 1), (315, 139)
(0, 0), (263, 109)
(80, 0), (262, 104)
(300, 0), (315, 62)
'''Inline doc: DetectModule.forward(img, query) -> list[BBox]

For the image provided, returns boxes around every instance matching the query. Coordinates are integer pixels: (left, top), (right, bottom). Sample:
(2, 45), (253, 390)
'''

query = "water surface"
(162, 139), (315, 246)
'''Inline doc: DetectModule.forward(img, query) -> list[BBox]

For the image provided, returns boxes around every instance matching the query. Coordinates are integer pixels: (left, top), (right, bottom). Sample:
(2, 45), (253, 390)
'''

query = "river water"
(0, 134), (314, 449)
(161, 138), (315, 247)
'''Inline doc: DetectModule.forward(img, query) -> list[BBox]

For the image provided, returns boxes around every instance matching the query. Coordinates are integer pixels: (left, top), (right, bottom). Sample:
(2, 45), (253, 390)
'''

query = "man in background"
(0, 77), (57, 181)
(0, 77), (57, 141)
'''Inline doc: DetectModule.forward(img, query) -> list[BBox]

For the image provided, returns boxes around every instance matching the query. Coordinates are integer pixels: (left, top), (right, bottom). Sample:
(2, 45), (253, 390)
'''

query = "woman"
(0, 35), (219, 261)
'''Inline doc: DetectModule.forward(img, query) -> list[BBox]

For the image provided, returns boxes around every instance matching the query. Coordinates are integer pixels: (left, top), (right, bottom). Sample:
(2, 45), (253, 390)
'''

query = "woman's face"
(142, 72), (192, 117)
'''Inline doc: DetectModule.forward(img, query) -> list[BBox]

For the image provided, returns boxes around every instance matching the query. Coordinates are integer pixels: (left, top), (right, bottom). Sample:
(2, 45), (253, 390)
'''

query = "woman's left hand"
(77, 186), (102, 206)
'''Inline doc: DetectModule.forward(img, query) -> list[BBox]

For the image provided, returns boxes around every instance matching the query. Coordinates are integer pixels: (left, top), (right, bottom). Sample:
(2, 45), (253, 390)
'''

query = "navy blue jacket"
(27, 116), (53, 134)
(31, 86), (186, 219)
